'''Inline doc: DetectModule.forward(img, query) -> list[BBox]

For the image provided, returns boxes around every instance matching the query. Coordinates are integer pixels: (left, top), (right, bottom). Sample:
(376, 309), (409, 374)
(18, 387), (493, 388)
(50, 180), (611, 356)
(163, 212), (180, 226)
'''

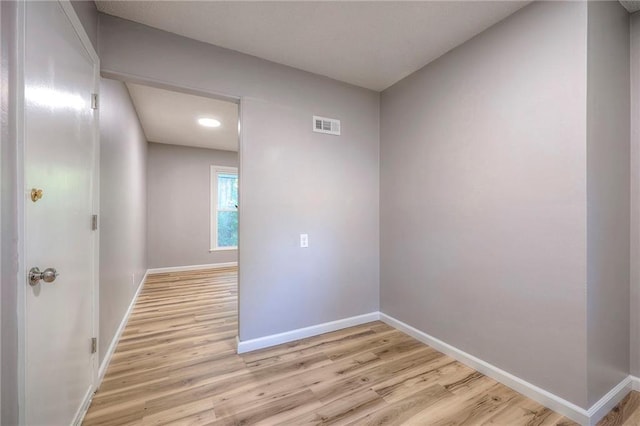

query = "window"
(210, 166), (238, 250)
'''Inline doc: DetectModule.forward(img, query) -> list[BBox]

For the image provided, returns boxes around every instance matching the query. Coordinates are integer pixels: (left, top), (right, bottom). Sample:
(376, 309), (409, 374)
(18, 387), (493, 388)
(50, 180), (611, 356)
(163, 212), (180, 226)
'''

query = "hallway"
(83, 267), (238, 425)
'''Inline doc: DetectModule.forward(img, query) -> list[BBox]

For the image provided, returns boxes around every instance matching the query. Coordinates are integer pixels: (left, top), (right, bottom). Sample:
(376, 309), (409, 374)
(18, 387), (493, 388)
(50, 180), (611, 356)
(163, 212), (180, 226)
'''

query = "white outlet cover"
(300, 234), (309, 248)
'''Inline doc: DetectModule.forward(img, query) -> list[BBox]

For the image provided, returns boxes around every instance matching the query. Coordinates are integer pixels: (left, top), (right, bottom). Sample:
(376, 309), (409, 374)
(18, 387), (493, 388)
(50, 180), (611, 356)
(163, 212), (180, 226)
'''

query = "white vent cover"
(313, 116), (341, 136)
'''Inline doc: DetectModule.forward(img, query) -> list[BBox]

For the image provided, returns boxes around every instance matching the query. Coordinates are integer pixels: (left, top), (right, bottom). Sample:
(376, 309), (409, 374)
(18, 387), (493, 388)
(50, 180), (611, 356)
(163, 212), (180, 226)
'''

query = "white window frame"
(210, 165), (238, 251)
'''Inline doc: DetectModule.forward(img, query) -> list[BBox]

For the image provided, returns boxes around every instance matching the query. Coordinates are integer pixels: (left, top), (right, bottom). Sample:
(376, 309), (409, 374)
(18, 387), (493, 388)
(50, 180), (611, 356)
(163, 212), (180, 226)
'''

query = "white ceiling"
(620, 1), (640, 13)
(97, 1), (530, 91)
(126, 83), (239, 152)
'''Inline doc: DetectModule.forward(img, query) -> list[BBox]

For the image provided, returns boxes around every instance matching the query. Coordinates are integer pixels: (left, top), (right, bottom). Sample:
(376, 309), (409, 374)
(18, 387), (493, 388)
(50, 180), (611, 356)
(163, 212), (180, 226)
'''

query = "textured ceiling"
(126, 83), (239, 152)
(96, 1), (530, 91)
(620, 0), (640, 13)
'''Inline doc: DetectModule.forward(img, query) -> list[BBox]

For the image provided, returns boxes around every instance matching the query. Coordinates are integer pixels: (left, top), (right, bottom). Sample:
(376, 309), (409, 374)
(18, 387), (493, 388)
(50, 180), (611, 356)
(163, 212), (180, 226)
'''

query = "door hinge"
(91, 93), (98, 110)
(91, 337), (97, 354)
(91, 214), (98, 231)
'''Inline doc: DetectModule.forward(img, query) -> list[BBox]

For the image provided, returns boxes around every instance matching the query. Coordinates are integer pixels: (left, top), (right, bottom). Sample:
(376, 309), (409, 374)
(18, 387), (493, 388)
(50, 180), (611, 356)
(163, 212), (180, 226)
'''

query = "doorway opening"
(99, 76), (242, 354)
(126, 82), (240, 270)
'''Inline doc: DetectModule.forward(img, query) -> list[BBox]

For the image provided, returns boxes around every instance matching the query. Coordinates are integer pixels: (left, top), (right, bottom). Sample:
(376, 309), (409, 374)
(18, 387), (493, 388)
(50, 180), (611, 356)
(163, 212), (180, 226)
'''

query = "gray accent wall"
(1, 2), (19, 424)
(632, 11), (640, 380)
(70, 0), (98, 52)
(98, 14), (380, 341)
(380, 2), (590, 407)
(381, 0), (633, 409)
(99, 78), (148, 363)
(585, 1), (630, 406)
(147, 143), (238, 268)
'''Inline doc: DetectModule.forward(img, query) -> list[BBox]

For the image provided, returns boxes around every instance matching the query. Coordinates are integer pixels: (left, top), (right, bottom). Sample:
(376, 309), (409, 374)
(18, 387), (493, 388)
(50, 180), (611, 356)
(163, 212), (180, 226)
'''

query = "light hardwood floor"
(82, 267), (620, 425)
(598, 391), (640, 426)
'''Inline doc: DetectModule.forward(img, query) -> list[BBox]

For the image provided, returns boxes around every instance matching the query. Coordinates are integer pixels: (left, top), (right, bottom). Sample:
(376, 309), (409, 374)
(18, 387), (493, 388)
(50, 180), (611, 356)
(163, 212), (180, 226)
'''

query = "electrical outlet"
(300, 234), (309, 248)
(131, 273), (136, 287)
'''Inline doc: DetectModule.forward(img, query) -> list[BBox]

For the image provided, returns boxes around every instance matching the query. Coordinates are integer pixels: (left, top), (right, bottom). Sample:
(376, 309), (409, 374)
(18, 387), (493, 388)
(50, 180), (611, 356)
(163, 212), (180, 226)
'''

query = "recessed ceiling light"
(198, 117), (221, 128)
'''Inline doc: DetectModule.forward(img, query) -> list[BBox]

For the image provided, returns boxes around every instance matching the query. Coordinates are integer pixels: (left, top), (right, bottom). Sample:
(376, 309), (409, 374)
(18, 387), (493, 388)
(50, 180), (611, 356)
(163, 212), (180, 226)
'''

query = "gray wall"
(70, 1), (97, 52)
(585, 1), (630, 406)
(99, 78), (148, 362)
(147, 143), (238, 268)
(380, 1), (590, 407)
(632, 11), (640, 380)
(1, 2), (19, 423)
(98, 14), (381, 341)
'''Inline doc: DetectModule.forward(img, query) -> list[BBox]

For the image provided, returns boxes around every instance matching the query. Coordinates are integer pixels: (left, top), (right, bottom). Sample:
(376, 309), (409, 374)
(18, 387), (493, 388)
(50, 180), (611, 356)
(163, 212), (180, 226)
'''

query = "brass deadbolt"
(30, 188), (43, 202)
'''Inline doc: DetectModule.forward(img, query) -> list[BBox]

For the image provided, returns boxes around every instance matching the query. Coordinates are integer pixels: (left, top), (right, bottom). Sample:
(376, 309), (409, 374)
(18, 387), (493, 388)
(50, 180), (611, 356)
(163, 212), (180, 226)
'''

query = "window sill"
(210, 247), (238, 252)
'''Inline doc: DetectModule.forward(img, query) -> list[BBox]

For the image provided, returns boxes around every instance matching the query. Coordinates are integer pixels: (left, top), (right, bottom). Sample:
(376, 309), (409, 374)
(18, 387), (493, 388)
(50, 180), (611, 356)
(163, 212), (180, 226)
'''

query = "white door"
(23, 2), (99, 424)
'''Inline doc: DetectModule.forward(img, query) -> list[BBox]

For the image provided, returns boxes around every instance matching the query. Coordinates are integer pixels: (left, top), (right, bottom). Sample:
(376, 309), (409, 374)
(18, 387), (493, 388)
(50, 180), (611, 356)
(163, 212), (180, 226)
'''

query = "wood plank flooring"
(83, 267), (586, 425)
(598, 391), (640, 426)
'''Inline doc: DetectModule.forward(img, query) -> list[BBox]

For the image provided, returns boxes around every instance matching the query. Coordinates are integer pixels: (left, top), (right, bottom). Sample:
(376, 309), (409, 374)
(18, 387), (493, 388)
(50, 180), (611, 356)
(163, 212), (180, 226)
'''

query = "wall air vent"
(313, 116), (341, 136)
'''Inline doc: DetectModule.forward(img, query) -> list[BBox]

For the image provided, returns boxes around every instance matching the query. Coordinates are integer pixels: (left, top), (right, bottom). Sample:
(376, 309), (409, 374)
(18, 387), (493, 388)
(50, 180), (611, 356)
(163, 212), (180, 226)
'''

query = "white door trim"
(16, 2), (101, 425)
(15, 1), (26, 422)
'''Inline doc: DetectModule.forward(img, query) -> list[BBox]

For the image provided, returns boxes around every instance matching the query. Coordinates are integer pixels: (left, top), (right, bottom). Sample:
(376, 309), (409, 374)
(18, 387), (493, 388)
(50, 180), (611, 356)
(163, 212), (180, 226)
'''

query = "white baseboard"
(379, 313), (591, 425)
(147, 262), (238, 274)
(97, 263), (235, 383)
(236, 312), (381, 354)
(234, 309), (630, 424)
(379, 312), (638, 426)
(71, 385), (95, 426)
(587, 376), (632, 425)
(73, 271), (148, 425)
(83, 283), (633, 426)
(97, 270), (148, 382)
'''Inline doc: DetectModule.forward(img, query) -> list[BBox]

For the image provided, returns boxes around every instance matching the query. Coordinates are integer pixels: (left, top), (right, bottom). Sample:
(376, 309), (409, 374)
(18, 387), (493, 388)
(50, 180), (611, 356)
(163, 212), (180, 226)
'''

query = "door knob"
(30, 188), (43, 202)
(29, 267), (59, 286)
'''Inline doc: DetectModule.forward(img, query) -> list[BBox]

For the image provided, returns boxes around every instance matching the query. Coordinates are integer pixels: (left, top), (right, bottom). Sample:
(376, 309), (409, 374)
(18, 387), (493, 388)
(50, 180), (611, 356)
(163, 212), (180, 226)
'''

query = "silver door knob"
(29, 267), (59, 286)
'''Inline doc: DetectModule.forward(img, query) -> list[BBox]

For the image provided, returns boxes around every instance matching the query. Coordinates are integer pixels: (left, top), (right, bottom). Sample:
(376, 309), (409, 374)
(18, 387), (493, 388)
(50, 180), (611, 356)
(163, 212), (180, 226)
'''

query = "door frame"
(15, 2), (101, 424)
(101, 70), (244, 350)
